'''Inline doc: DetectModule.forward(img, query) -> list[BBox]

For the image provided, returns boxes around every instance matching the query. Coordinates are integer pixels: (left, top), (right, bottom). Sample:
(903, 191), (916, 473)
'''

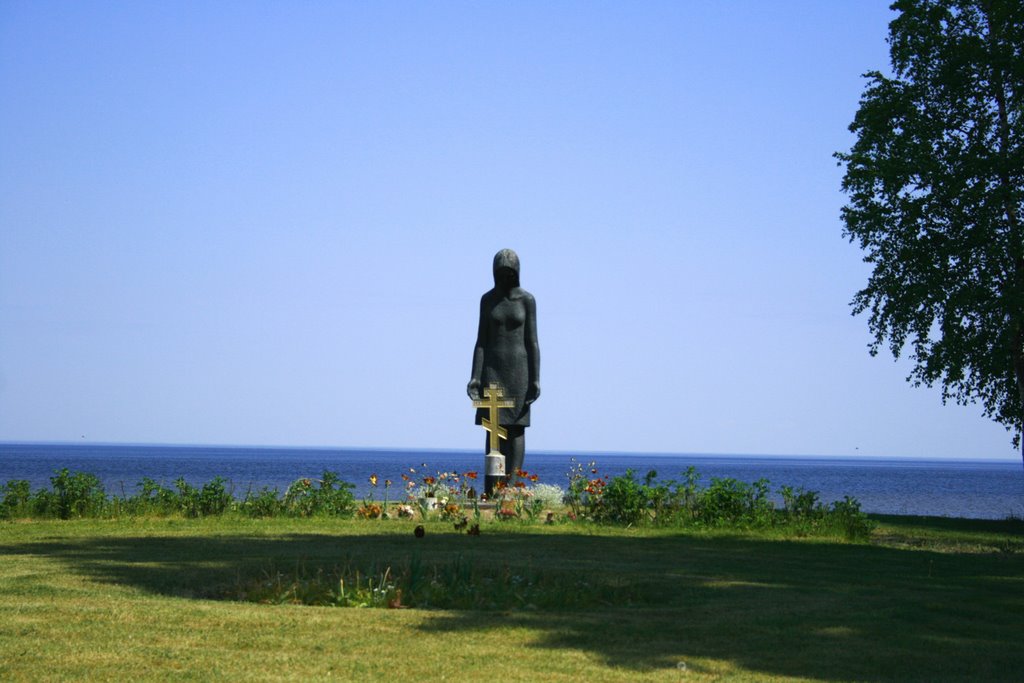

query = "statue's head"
(492, 248), (520, 288)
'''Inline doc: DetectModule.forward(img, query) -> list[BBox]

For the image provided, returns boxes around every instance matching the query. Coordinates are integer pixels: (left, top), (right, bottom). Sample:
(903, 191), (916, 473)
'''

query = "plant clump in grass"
(229, 554), (646, 611)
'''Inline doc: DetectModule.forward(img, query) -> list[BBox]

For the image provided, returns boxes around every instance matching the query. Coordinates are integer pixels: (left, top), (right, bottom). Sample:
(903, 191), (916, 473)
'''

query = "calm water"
(2, 442), (1022, 520)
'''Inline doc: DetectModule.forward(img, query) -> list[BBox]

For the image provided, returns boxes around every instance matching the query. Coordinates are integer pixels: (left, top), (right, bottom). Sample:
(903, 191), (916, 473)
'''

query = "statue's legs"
(503, 426), (525, 478)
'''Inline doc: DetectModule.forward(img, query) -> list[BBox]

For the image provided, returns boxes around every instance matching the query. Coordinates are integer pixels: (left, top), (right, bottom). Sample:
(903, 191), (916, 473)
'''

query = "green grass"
(1, 514), (1022, 681)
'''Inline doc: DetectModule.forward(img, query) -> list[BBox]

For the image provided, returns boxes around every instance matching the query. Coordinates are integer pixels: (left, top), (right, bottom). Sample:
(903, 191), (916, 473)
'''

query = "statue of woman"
(467, 248), (541, 478)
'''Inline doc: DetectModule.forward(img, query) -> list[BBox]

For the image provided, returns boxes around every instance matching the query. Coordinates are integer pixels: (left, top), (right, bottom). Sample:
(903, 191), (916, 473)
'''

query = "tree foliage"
(836, 0), (1024, 455)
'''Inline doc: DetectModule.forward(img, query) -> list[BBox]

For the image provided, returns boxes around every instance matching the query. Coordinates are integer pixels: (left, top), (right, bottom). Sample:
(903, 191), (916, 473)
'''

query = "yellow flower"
(369, 474), (378, 486)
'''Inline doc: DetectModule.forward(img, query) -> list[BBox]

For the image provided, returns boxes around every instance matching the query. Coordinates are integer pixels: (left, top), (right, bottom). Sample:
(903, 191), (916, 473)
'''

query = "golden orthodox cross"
(473, 383), (514, 453)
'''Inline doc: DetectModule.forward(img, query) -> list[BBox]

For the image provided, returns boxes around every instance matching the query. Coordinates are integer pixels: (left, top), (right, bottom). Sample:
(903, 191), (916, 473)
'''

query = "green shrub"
(125, 477), (180, 516)
(37, 469), (107, 519)
(171, 477), (232, 517)
(589, 471), (667, 524)
(241, 486), (285, 518)
(697, 477), (773, 526)
(779, 485), (823, 519)
(174, 478), (202, 517)
(829, 495), (874, 541)
(1, 480), (32, 519)
(199, 477), (233, 515)
(283, 471), (355, 517)
(596, 469), (650, 525)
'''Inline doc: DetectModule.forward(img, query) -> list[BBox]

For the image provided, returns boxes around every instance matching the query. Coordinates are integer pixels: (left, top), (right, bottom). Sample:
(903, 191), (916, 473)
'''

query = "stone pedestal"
(484, 451), (505, 497)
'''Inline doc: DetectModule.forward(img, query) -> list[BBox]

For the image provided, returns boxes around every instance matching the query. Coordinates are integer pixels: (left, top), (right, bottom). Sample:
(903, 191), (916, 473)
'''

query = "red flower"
(529, 474), (539, 482)
(423, 476), (436, 485)
(516, 469), (528, 477)
(465, 471), (478, 480)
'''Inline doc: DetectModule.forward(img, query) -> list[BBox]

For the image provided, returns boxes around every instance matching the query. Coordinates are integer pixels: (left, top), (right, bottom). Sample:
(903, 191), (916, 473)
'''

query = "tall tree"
(836, 0), (1024, 461)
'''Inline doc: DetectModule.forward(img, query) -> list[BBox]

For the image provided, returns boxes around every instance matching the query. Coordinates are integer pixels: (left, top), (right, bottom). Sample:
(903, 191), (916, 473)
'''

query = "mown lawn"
(1, 515), (1021, 681)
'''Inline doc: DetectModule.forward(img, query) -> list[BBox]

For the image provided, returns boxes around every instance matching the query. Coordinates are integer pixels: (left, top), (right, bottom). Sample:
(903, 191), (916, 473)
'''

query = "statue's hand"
(526, 382), (541, 404)
(467, 379), (481, 400)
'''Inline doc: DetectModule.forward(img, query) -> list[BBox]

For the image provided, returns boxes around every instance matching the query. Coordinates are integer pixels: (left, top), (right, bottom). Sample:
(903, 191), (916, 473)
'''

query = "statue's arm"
(467, 294), (487, 399)
(525, 293), (541, 404)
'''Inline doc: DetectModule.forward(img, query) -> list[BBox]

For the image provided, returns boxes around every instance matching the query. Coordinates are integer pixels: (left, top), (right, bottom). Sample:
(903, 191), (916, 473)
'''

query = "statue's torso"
(478, 289), (533, 426)
(485, 296), (528, 366)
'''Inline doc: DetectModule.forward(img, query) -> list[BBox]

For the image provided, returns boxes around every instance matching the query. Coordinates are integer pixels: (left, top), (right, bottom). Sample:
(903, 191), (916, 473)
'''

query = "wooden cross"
(473, 383), (514, 453)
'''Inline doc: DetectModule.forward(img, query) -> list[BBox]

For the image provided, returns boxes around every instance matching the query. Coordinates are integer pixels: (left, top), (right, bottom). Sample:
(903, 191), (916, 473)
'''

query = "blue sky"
(1, 1), (1017, 460)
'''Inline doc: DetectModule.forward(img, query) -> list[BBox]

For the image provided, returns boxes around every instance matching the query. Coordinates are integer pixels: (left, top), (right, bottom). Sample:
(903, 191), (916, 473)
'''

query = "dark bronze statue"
(468, 248), (540, 477)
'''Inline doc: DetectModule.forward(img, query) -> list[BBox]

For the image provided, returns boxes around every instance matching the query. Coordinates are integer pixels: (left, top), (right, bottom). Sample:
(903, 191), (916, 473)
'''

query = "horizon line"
(1, 439), (1018, 464)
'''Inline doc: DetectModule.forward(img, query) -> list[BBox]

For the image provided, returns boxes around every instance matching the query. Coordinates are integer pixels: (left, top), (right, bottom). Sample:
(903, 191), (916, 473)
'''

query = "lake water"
(2, 442), (1022, 520)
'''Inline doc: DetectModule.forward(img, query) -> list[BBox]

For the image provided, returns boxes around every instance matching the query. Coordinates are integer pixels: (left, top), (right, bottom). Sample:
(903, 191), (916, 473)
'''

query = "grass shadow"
(5, 526), (1023, 681)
